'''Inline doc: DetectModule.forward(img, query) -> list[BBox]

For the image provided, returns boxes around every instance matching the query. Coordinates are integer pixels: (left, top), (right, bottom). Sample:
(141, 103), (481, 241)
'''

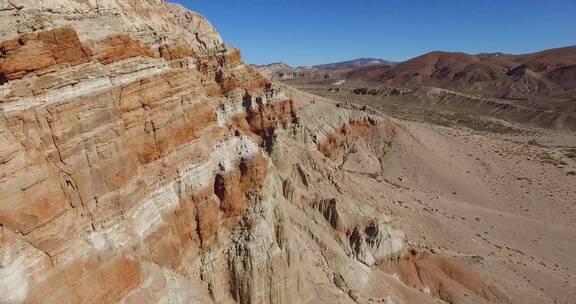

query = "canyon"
(1, 1), (575, 304)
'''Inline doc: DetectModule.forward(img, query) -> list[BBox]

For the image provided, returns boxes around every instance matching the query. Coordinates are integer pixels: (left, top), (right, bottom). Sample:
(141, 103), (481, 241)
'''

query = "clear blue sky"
(173, 0), (576, 66)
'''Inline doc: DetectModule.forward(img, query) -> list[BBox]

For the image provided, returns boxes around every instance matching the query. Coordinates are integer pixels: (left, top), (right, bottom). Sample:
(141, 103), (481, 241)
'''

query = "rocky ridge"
(255, 62), (333, 81)
(255, 59), (395, 81)
(0, 1), (512, 304)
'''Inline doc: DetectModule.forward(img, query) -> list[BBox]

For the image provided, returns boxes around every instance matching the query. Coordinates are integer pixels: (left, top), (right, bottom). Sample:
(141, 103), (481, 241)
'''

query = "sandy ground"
(345, 120), (576, 303)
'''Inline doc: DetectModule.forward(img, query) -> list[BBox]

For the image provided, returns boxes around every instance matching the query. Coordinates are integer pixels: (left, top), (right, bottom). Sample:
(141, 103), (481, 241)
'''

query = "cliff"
(0, 1), (509, 304)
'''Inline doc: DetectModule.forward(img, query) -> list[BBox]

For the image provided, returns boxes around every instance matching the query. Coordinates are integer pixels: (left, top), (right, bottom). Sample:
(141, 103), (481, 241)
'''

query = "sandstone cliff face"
(0, 1), (299, 303)
(0, 1), (505, 304)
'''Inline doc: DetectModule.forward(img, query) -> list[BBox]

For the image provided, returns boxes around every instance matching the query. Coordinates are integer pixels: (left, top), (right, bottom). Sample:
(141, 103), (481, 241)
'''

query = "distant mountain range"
(256, 46), (576, 104)
(341, 46), (576, 102)
(255, 58), (395, 80)
(312, 58), (396, 70)
(254, 58), (394, 70)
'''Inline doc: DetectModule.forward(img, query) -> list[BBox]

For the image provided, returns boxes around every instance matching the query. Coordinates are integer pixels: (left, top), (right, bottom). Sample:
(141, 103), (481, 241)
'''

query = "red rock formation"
(381, 250), (509, 303)
(317, 117), (379, 160)
(246, 99), (297, 134)
(0, 22), (295, 302)
(0, 27), (92, 81)
(24, 256), (142, 304)
(98, 34), (155, 64)
(215, 154), (268, 218)
(159, 44), (194, 60)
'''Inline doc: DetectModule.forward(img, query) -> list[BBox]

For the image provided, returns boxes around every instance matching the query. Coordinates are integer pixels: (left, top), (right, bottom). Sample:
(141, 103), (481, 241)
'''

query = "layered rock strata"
(0, 1), (304, 302)
(0, 1), (502, 304)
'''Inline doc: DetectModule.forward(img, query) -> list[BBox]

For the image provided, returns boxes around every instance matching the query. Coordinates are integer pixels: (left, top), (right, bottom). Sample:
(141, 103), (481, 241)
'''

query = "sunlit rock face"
(0, 1), (417, 303)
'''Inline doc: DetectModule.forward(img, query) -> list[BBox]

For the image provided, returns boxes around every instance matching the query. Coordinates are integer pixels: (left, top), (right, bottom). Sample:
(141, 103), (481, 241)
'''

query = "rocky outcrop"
(381, 250), (511, 304)
(312, 198), (406, 266)
(316, 116), (380, 160)
(0, 1), (436, 304)
(0, 0), (305, 301)
(0, 27), (92, 81)
(255, 63), (334, 81)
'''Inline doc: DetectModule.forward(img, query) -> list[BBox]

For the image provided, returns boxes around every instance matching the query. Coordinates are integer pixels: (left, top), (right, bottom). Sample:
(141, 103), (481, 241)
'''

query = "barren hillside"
(264, 47), (576, 131)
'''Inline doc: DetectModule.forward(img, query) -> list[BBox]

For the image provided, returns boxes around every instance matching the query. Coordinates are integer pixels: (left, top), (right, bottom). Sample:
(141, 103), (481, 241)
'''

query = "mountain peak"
(313, 58), (395, 70)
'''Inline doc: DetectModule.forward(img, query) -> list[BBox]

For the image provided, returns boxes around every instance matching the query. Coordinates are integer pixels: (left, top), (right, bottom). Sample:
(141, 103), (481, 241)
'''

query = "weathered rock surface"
(0, 1), (510, 304)
(381, 250), (510, 304)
